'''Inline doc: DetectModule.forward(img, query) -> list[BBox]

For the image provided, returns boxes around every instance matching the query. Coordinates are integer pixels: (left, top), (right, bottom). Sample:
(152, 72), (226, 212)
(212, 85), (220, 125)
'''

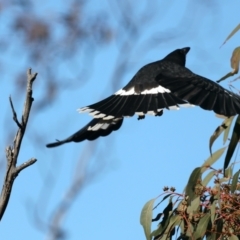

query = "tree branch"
(0, 68), (38, 221)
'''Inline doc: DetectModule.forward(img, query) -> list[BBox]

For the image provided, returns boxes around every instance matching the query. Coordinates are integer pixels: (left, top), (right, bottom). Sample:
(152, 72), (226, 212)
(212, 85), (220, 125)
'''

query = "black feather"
(46, 118), (123, 147)
(46, 46), (240, 147)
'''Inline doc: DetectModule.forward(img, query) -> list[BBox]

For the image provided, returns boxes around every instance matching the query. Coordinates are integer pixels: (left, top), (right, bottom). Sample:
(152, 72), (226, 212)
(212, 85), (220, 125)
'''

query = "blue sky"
(1, 1), (240, 239)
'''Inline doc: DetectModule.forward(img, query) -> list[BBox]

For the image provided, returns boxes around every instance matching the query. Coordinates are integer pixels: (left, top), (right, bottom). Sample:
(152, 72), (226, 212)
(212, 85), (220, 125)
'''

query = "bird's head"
(163, 47), (190, 66)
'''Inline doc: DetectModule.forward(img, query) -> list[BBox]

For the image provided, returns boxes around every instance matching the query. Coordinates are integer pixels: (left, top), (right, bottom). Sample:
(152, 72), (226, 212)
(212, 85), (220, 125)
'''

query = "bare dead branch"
(0, 68), (38, 221)
(16, 158), (37, 173)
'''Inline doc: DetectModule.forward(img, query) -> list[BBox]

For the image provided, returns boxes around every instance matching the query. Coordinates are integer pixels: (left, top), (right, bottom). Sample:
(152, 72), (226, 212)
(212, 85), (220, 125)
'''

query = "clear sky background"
(1, 1), (240, 239)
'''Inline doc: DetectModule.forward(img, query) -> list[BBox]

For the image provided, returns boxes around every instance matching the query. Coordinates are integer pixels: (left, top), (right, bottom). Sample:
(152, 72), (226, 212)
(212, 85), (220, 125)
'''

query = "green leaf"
(178, 220), (185, 235)
(223, 116), (235, 144)
(185, 223), (194, 238)
(201, 147), (226, 173)
(209, 117), (233, 154)
(207, 233), (216, 240)
(185, 167), (201, 203)
(153, 193), (173, 210)
(224, 164), (233, 178)
(187, 196), (200, 214)
(162, 215), (181, 240)
(231, 47), (240, 74)
(202, 170), (216, 186)
(162, 199), (173, 224)
(217, 71), (236, 83)
(176, 200), (187, 213)
(193, 213), (211, 239)
(231, 170), (240, 193)
(224, 115), (240, 172)
(140, 198), (155, 240)
(221, 23), (240, 46)
(214, 183), (221, 209)
(150, 224), (164, 238)
(218, 47), (240, 82)
(210, 200), (217, 225)
(219, 177), (230, 183)
(190, 196), (200, 212)
(151, 215), (181, 239)
(151, 210), (171, 238)
(229, 234), (240, 240)
(217, 47), (240, 83)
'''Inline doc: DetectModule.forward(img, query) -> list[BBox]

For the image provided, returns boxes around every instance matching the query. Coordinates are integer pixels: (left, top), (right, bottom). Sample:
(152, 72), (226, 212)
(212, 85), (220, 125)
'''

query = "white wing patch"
(169, 105), (180, 110)
(89, 110), (100, 116)
(78, 107), (107, 118)
(101, 123), (109, 129)
(87, 118), (121, 131)
(102, 115), (115, 120)
(115, 85), (171, 96)
(77, 85), (195, 119)
(179, 103), (195, 108)
(88, 123), (103, 131)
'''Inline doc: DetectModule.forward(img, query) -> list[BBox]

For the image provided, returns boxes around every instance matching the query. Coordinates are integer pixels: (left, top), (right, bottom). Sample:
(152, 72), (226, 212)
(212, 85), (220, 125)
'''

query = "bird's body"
(46, 47), (240, 148)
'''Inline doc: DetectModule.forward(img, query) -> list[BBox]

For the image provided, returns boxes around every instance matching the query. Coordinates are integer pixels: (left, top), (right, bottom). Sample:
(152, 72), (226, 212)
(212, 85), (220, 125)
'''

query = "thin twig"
(16, 158), (37, 173)
(0, 68), (38, 221)
(9, 96), (22, 129)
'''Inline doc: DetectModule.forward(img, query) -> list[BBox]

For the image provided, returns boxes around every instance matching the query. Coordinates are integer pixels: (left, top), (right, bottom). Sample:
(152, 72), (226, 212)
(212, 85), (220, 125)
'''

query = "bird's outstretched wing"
(46, 47), (206, 148)
(156, 66), (240, 116)
(46, 118), (123, 147)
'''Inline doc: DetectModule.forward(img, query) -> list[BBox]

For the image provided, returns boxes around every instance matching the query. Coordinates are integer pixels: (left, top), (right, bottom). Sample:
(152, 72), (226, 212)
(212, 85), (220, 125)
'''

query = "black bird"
(46, 47), (240, 147)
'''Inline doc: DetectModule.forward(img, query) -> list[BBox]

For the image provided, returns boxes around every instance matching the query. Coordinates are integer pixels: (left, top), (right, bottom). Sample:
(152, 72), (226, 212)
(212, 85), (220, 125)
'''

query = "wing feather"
(156, 70), (240, 116)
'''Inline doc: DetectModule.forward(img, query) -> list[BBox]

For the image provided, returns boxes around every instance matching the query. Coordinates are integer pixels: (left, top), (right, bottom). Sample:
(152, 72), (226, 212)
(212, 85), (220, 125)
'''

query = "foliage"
(218, 23), (240, 82)
(210, 115), (240, 172)
(140, 154), (240, 240)
(140, 24), (240, 240)
(202, 22), (240, 176)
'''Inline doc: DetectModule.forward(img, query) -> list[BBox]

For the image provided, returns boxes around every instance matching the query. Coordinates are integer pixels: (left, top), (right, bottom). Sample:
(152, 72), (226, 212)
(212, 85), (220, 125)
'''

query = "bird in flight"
(46, 47), (240, 147)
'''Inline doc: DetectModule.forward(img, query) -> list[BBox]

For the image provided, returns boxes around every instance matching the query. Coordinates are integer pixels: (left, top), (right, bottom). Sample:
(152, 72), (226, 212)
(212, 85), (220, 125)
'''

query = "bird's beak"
(182, 47), (190, 54)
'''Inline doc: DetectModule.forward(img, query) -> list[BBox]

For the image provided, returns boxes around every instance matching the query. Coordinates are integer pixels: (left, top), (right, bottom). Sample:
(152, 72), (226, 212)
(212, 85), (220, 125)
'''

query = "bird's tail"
(46, 118), (123, 148)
